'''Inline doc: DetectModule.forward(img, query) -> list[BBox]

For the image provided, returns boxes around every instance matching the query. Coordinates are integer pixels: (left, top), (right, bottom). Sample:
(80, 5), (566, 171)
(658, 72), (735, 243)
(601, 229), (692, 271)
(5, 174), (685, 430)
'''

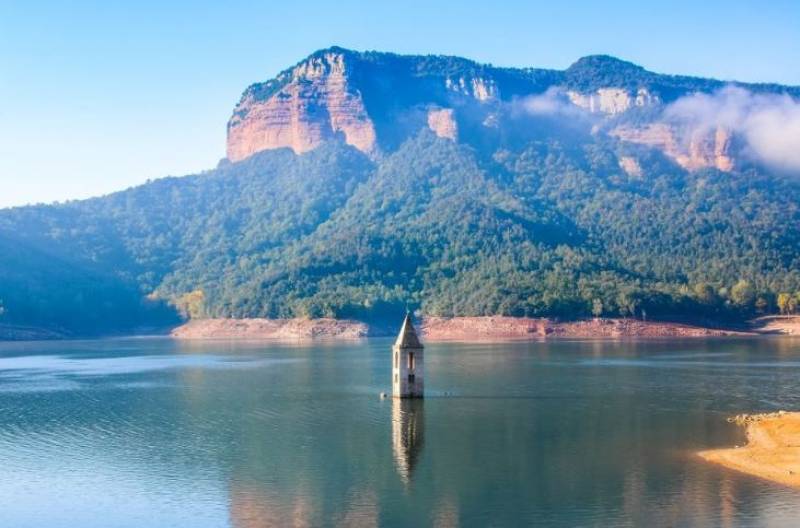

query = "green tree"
(693, 283), (718, 305)
(591, 298), (603, 319)
(173, 290), (206, 320)
(730, 280), (756, 309)
(778, 293), (792, 315)
(755, 296), (769, 314)
(616, 291), (640, 318)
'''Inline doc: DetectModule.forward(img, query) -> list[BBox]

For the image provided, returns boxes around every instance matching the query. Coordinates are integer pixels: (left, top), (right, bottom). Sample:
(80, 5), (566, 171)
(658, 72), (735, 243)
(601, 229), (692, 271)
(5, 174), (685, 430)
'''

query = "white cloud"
(518, 87), (588, 119)
(665, 86), (800, 173)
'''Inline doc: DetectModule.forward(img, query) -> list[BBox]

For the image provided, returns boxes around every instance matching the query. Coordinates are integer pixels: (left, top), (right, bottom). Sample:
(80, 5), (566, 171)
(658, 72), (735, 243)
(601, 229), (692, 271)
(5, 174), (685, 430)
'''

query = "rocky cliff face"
(445, 76), (499, 101)
(226, 48), (797, 170)
(567, 88), (659, 114)
(227, 52), (377, 161)
(227, 51), (506, 159)
(564, 85), (735, 171)
(426, 107), (458, 140)
(610, 124), (735, 172)
(618, 156), (643, 177)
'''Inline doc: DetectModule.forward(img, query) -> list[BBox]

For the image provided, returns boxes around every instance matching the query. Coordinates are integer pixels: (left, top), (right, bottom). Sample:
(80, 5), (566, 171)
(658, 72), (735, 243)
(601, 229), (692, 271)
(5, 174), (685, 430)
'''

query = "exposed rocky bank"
(420, 316), (745, 340)
(171, 316), (748, 341)
(750, 315), (800, 336)
(171, 318), (369, 340)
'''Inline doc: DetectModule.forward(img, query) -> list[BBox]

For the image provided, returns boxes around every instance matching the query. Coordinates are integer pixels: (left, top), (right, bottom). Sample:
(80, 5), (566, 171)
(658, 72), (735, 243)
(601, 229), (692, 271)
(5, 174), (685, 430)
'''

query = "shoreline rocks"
(170, 317), (369, 340)
(420, 316), (746, 341)
(170, 316), (749, 341)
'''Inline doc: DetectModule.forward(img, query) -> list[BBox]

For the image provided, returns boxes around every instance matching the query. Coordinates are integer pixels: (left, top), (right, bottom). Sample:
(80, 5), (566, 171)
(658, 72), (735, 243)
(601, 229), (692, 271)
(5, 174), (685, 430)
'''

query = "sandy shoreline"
(4, 315), (795, 343)
(699, 412), (800, 488)
(751, 316), (800, 336)
(420, 316), (745, 341)
(171, 316), (752, 340)
(171, 318), (370, 340)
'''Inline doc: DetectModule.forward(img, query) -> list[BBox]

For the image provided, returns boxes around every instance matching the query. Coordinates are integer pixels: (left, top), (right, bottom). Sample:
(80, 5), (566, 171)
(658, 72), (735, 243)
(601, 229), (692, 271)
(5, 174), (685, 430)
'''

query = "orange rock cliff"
(224, 49), (779, 172)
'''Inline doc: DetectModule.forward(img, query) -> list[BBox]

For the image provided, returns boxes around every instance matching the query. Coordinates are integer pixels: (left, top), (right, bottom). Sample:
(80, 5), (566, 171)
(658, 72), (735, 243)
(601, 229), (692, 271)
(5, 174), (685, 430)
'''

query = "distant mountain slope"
(1, 48), (799, 336)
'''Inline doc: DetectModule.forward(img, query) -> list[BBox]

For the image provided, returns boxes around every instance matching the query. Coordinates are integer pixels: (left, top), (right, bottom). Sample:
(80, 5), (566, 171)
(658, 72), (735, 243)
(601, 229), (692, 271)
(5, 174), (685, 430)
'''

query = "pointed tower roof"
(394, 313), (422, 349)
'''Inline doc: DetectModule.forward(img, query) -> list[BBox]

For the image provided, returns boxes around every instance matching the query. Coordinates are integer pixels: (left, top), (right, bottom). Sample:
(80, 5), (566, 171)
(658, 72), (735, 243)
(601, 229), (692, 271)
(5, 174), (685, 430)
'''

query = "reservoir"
(0, 337), (799, 527)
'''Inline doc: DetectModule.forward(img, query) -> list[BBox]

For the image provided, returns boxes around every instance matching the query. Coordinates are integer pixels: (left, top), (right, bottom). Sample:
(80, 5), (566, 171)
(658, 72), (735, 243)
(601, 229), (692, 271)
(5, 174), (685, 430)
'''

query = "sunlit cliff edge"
(227, 47), (799, 171)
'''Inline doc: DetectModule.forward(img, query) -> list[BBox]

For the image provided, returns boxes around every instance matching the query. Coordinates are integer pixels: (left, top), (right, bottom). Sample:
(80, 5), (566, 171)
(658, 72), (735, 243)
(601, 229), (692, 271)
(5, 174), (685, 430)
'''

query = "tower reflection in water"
(392, 398), (425, 486)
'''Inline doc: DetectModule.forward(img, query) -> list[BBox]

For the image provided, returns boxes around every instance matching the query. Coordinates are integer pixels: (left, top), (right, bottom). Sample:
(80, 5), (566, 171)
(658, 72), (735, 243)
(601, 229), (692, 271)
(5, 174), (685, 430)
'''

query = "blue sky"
(1, 0), (798, 208)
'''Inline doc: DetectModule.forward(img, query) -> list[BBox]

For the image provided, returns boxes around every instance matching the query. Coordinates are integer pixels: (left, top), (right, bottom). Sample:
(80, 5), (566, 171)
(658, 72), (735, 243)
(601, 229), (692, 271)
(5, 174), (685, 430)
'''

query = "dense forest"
(1, 127), (799, 336)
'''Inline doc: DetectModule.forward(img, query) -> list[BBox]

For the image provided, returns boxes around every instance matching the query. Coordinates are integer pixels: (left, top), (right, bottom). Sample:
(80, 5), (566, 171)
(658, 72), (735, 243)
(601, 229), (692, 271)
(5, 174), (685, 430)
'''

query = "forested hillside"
(1, 130), (798, 335)
(1, 49), (799, 336)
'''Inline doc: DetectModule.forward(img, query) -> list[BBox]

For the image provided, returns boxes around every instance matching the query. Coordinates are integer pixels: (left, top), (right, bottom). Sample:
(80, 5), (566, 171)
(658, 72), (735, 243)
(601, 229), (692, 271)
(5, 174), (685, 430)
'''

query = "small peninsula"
(699, 412), (800, 489)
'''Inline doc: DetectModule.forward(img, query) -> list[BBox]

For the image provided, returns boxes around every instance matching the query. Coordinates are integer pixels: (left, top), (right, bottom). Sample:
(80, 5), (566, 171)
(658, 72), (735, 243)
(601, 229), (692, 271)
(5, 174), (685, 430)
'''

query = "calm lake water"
(1, 337), (800, 527)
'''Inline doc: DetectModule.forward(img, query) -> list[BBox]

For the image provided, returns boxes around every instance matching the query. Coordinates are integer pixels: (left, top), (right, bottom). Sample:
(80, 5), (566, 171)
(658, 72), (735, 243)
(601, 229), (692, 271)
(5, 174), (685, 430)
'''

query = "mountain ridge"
(1, 48), (799, 337)
(237, 47), (800, 107)
(227, 47), (800, 172)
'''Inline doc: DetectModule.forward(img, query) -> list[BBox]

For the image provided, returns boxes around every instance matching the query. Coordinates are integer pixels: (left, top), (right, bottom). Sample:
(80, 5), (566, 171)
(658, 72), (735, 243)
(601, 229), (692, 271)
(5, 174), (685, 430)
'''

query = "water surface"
(1, 337), (799, 527)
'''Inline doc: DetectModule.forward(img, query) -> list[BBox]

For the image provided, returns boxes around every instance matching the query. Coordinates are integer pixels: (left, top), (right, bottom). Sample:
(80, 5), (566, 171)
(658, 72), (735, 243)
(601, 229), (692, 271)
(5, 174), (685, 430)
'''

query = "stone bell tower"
(392, 313), (424, 398)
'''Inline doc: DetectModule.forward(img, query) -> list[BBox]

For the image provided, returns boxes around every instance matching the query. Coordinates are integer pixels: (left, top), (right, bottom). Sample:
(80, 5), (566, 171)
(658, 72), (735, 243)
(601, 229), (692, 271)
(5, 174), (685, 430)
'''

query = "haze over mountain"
(1, 48), (799, 337)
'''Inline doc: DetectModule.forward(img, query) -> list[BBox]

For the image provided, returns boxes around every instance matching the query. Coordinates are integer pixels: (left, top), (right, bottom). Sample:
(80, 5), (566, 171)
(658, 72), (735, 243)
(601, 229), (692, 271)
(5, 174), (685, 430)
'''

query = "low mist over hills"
(1, 48), (799, 336)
